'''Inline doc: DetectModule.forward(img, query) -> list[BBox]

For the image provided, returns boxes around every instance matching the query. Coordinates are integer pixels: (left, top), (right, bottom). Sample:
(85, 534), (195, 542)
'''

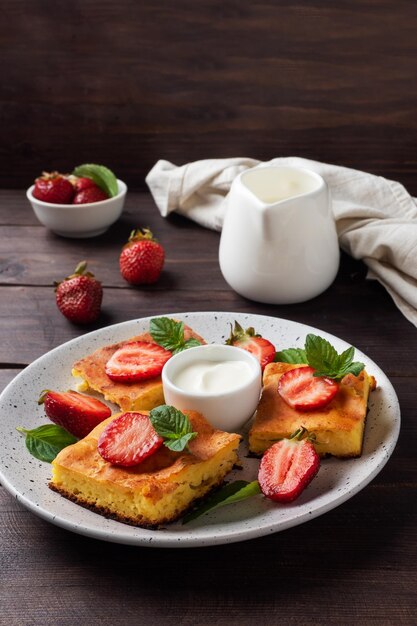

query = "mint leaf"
(72, 163), (118, 197)
(305, 334), (339, 374)
(275, 347), (308, 364)
(338, 346), (355, 369)
(149, 405), (197, 452)
(277, 335), (365, 379)
(305, 334), (364, 380)
(164, 432), (196, 452)
(183, 338), (202, 350)
(340, 361), (365, 377)
(17, 424), (77, 463)
(150, 317), (202, 354)
(150, 317), (185, 352)
(183, 480), (261, 523)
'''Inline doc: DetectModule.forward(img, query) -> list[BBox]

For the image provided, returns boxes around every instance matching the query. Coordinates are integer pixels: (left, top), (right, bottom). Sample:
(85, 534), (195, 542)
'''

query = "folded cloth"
(146, 156), (417, 326)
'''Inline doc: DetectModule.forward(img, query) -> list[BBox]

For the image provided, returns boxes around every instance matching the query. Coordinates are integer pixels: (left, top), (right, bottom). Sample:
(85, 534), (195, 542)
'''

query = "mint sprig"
(17, 424), (78, 462)
(275, 347), (308, 364)
(149, 405), (197, 452)
(150, 317), (202, 354)
(183, 480), (261, 523)
(72, 163), (119, 197)
(275, 334), (364, 380)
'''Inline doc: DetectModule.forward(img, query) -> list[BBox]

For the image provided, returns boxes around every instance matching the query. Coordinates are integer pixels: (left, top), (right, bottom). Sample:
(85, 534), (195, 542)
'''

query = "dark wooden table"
(1, 189), (416, 625)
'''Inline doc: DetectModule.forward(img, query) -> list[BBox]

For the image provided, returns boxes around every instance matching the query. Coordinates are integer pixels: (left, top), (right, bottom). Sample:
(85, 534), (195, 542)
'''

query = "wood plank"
(0, 215), (376, 291)
(0, 206), (223, 289)
(0, 479), (415, 625)
(0, 190), (376, 299)
(0, 221), (222, 289)
(0, 280), (415, 373)
(1, 1), (417, 192)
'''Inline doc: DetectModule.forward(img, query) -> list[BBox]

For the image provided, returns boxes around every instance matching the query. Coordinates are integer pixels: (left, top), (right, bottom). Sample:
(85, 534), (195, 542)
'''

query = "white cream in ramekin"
(162, 344), (262, 432)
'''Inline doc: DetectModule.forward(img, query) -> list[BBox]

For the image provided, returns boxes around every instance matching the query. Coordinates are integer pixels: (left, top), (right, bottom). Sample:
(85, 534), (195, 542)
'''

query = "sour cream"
(162, 344), (262, 430)
(172, 359), (253, 395)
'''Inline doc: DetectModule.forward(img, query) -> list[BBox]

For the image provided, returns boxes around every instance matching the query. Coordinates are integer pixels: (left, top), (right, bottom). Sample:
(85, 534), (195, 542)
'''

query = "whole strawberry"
(55, 261), (103, 324)
(119, 228), (165, 285)
(73, 185), (109, 204)
(72, 176), (97, 193)
(33, 172), (74, 204)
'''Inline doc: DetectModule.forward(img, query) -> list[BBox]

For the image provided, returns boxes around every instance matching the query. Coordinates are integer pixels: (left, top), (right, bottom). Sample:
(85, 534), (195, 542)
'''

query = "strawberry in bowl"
(32, 172), (75, 204)
(27, 163), (127, 238)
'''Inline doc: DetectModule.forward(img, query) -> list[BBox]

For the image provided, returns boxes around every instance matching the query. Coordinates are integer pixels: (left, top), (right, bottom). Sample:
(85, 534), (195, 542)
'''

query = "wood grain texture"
(1, 472), (416, 625)
(1, 1), (417, 192)
(0, 195), (222, 289)
(0, 279), (415, 371)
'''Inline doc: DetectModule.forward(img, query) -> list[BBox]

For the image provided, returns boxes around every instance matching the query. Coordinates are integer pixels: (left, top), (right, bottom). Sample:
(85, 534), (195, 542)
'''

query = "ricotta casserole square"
(72, 325), (205, 412)
(50, 410), (241, 528)
(249, 362), (376, 458)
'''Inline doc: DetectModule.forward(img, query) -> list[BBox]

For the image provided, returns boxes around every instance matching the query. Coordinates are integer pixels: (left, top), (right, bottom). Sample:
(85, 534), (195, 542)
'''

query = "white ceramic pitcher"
(218, 164), (340, 304)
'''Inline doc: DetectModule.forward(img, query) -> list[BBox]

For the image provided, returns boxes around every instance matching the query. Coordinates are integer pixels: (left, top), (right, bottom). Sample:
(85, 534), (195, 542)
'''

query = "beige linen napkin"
(146, 156), (417, 326)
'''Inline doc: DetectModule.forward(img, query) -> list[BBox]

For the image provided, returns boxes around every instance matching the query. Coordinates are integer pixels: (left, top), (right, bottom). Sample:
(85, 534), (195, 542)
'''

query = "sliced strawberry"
(39, 389), (112, 439)
(278, 366), (338, 411)
(226, 321), (275, 370)
(237, 335), (276, 370)
(258, 434), (320, 502)
(98, 412), (163, 466)
(105, 341), (172, 383)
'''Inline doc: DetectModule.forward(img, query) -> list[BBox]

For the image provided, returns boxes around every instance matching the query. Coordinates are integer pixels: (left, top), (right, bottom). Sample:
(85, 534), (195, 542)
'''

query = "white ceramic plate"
(0, 312), (400, 547)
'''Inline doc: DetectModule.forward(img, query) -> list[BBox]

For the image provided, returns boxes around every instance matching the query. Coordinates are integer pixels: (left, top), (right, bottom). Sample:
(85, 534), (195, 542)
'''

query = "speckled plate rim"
(0, 312), (400, 548)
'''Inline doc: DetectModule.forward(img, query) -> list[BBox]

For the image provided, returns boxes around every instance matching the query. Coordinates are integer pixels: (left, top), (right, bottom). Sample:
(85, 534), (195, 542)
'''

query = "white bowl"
(26, 179), (127, 238)
(162, 344), (262, 432)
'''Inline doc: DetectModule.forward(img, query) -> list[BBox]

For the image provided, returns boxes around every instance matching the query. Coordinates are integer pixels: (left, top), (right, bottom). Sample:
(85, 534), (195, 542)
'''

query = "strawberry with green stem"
(55, 261), (103, 324)
(119, 228), (165, 285)
(225, 321), (275, 370)
(258, 428), (321, 502)
(184, 428), (320, 522)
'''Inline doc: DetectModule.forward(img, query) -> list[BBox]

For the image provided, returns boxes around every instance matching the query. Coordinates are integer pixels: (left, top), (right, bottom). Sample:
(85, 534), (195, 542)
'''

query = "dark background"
(2, 0), (417, 191)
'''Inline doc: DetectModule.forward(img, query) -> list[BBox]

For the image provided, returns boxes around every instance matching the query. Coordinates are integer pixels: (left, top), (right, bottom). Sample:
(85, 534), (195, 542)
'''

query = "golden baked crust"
(72, 325), (205, 411)
(249, 362), (376, 458)
(50, 410), (241, 528)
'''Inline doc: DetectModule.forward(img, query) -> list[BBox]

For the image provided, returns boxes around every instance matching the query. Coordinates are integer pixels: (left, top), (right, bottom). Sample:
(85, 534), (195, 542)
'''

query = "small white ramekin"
(26, 179), (127, 238)
(162, 344), (262, 432)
